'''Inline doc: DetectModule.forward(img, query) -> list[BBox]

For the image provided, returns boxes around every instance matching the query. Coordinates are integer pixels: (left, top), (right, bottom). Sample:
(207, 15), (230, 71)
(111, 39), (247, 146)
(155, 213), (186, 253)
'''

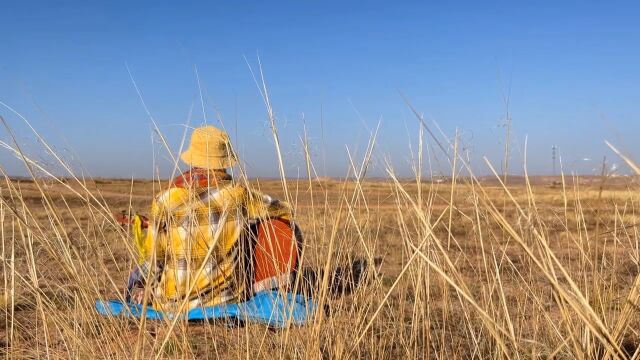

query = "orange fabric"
(254, 219), (298, 284)
(171, 168), (231, 188)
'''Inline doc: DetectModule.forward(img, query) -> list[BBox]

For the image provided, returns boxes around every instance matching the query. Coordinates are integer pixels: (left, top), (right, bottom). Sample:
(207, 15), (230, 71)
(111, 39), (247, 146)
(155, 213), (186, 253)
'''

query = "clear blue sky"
(1, 1), (639, 178)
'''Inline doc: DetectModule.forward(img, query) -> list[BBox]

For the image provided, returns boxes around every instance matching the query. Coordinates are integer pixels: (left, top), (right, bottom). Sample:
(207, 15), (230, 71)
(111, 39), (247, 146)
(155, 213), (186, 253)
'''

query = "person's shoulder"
(153, 187), (191, 209)
(212, 182), (248, 204)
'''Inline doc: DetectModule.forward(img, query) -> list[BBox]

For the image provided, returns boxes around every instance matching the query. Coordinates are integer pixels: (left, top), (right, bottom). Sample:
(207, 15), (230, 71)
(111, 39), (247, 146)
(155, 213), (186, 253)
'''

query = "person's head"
(180, 125), (237, 170)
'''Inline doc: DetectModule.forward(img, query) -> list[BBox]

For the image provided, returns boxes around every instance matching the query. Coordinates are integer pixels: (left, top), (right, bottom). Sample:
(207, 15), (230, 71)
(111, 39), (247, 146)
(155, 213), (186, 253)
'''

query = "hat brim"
(180, 149), (237, 169)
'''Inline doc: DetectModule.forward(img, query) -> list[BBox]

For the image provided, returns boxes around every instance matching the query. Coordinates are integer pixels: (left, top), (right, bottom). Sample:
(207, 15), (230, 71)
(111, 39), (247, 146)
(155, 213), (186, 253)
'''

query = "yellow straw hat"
(180, 126), (238, 169)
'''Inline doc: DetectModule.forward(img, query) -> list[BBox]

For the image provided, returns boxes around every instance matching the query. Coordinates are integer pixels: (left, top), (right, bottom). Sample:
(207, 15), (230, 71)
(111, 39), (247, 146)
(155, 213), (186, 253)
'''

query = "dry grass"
(1, 91), (640, 358)
(1, 170), (640, 359)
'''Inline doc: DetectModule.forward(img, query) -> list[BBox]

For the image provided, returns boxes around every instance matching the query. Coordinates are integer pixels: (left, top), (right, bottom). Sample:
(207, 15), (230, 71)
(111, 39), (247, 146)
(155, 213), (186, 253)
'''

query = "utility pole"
(552, 145), (558, 176)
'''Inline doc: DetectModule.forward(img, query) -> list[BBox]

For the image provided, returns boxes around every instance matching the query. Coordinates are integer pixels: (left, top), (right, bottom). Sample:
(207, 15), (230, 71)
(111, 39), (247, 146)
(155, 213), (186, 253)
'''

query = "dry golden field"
(1, 172), (640, 359)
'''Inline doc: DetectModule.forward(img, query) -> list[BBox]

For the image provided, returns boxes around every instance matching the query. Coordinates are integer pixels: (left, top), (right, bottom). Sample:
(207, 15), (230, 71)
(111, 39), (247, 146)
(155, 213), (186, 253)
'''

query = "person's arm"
(243, 187), (293, 221)
(127, 192), (172, 303)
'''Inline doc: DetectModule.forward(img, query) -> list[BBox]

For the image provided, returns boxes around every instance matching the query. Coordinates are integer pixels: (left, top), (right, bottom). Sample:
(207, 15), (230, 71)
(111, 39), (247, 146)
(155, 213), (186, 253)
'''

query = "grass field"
(1, 168), (640, 358)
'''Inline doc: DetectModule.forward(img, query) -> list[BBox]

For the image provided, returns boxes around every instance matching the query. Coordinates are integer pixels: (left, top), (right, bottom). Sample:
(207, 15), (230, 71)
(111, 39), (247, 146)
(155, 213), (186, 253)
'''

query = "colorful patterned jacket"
(136, 170), (292, 311)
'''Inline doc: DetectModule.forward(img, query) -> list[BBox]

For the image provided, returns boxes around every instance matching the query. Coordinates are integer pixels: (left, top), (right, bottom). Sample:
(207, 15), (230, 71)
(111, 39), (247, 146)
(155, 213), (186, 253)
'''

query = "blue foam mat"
(96, 290), (316, 328)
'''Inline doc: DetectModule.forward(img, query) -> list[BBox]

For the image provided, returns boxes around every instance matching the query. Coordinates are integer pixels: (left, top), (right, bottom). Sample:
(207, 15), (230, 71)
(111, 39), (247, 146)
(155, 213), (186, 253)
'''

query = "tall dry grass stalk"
(0, 90), (639, 360)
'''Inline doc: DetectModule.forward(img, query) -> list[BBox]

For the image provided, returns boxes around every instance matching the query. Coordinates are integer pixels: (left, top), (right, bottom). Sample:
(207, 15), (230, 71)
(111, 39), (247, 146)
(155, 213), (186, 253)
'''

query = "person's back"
(129, 126), (298, 311)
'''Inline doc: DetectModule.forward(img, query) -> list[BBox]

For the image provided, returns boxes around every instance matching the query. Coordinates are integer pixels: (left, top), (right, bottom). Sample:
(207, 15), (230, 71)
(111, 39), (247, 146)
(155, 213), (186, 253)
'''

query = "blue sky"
(1, 1), (638, 178)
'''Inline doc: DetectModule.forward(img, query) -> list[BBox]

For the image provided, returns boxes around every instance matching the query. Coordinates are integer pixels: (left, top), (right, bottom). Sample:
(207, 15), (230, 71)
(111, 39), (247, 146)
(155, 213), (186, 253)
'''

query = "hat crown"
(180, 125), (237, 169)
(189, 126), (232, 156)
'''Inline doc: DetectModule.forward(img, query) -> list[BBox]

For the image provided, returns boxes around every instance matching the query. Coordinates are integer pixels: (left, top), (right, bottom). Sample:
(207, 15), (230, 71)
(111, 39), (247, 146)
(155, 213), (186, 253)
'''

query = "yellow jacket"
(138, 180), (291, 311)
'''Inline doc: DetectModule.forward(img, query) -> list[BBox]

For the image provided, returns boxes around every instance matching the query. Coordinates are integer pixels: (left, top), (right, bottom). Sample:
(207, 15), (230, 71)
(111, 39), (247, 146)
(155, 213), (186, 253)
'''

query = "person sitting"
(126, 125), (300, 312)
